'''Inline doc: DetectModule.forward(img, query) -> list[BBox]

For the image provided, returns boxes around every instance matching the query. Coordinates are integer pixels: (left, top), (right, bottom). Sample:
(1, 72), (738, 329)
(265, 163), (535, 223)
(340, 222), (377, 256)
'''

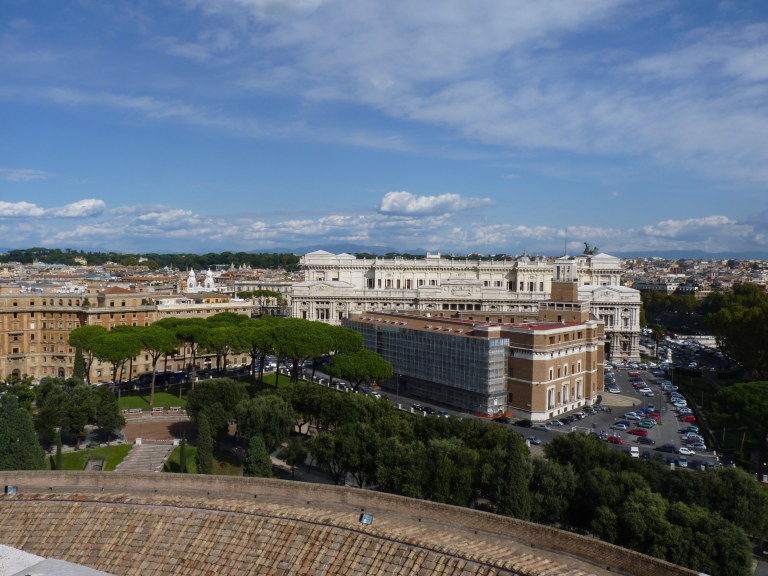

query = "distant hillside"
(611, 249), (768, 260)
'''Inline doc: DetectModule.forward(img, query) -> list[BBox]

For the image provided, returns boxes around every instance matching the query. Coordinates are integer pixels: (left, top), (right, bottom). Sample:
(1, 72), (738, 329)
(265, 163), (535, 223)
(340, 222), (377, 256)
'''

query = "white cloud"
(0, 168), (53, 182)
(0, 199), (105, 218)
(378, 191), (493, 215)
(48, 199), (106, 218)
(0, 201), (46, 217)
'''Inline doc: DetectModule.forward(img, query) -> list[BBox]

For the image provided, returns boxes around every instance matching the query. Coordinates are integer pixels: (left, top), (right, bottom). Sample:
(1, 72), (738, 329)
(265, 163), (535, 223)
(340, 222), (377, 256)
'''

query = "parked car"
(680, 425), (699, 433)
(610, 423), (628, 431)
(532, 423), (550, 431)
(679, 414), (697, 422)
(548, 419), (565, 426)
(687, 441), (708, 451)
(608, 386), (621, 394)
(628, 428), (648, 436)
(492, 416), (511, 424)
(515, 419), (533, 428)
(637, 436), (656, 445)
(677, 456), (689, 468)
(678, 447), (696, 456)
(607, 436), (624, 445)
(526, 436), (542, 445)
(625, 412), (642, 420)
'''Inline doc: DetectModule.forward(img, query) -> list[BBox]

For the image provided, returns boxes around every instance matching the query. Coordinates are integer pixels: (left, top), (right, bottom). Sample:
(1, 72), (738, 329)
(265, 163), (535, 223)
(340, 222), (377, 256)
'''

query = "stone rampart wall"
(0, 472), (699, 576)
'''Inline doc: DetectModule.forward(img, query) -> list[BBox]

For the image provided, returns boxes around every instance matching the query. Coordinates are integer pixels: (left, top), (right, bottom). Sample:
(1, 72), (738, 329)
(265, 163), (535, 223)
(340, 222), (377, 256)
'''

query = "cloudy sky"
(1, 0), (767, 256)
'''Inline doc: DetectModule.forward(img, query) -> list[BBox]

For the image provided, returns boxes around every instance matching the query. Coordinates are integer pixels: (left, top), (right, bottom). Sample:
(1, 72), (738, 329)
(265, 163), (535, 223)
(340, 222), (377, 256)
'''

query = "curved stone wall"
(0, 472), (697, 576)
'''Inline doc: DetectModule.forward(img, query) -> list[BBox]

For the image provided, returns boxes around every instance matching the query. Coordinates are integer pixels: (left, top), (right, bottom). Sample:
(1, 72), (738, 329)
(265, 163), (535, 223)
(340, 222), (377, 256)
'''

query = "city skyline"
(2, 1), (767, 256)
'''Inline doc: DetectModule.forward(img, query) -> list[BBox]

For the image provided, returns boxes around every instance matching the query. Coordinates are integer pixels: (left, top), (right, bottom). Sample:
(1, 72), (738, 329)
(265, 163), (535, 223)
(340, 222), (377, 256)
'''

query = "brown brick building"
(344, 268), (604, 421)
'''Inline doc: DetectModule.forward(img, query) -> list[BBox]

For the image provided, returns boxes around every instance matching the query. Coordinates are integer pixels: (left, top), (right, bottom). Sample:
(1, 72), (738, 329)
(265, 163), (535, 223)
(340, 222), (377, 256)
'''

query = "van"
(630, 447), (640, 458)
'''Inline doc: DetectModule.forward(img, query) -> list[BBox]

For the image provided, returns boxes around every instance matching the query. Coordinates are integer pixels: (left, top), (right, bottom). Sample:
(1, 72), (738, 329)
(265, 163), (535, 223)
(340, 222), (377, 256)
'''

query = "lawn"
(53, 445), (133, 471)
(118, 392), (188, 411)
(163, 445), (243, 476)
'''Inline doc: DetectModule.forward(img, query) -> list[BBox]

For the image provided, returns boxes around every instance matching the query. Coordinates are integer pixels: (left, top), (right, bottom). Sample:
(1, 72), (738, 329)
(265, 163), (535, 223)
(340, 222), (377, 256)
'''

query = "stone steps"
(115, 444), (174, 473)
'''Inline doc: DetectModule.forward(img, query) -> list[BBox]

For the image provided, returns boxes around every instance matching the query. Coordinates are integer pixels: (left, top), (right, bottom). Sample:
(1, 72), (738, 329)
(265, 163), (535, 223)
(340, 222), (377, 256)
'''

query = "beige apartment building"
(0, 286), (258, 382)
(295, 250), (639, 362)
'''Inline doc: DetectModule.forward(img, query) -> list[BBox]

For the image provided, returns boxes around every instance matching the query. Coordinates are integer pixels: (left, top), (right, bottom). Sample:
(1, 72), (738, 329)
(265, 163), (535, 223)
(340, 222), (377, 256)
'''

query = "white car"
(677, 407), (693, 414)
(608, 386), (621, 394)
(678, 447), (696, 456)
(625, 412), (642, 420)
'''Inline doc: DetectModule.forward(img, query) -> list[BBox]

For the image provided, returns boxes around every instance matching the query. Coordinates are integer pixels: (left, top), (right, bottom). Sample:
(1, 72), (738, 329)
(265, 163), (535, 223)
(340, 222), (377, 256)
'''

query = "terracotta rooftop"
(99, 286), (136, 295)
(0, 472), (697, 576)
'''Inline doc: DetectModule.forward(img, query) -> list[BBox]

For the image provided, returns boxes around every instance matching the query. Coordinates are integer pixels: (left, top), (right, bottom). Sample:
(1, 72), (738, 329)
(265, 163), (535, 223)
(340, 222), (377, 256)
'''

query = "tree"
(330, 422), (381, 488)
(277, 436), (308, 479)
(196, 412), (214, 475)
(186, 378), (249, 417)
(328, 349), (393, 391)
(0, 395), (45, 470)
(67, 325), (108, 384)
(91, 329), (142, 389)
(134, 324), (178, 406)
(713, 381), (768, 481)
(238, 317), (277, 380)
(179, 434), (187, 473)
(272, 318), (331, 383)
(72, 344), (87, 382)
(529, 458), (577, 524)
(481, 435), (532, 519)
(243, 436), (273, 477)
(375, 438), (426, 498)
(234, 395), (294, 453)
(168, 318), (209, 384)
(706, 283), (768, 377)
(309, 432), (347, 485)
(422, 437), (478, 507)
(55, 429), (63, 471)
(92, 385), (125, 440)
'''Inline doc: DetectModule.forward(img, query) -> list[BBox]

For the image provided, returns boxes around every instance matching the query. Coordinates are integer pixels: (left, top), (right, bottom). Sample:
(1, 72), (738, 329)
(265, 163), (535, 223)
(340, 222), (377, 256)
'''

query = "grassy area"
(163, 445), (242, 476)
(164, 445), (197, 474)
(53, 445), (133, 471)
(118, 392), (188, 411)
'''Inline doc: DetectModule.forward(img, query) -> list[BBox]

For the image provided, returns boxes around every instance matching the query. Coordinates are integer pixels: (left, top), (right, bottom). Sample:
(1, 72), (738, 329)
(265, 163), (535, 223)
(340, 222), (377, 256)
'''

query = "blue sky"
(1, 0), (767, 256)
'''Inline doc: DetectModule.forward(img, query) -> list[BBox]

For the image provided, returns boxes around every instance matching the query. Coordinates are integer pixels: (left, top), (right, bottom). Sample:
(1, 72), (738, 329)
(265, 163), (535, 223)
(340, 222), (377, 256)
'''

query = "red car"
(679, 414), (696, 422)
(628, 428), (648, 436)
(607, 435), (624, 445)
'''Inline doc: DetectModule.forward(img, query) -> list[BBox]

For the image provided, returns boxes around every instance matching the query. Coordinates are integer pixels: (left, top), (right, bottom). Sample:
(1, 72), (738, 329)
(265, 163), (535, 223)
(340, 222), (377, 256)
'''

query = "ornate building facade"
(292, 250), (640, 362)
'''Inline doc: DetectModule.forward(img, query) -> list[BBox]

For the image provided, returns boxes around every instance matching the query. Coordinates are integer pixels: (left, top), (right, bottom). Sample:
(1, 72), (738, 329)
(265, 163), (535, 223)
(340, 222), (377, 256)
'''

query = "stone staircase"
(115, 443), (174, 473)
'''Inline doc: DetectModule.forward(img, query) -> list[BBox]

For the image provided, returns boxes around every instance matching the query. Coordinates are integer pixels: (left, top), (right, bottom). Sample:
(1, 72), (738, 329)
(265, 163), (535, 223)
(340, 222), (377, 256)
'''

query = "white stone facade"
(292, 251), (641, 362)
